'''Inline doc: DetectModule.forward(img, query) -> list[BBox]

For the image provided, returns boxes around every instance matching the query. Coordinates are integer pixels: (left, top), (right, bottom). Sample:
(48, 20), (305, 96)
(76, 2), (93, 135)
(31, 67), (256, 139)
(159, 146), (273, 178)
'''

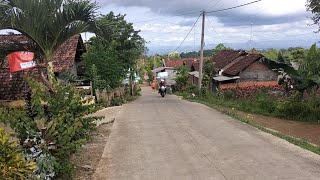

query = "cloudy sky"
(0, 0), (318, 54)
(92, 0), (319, 54)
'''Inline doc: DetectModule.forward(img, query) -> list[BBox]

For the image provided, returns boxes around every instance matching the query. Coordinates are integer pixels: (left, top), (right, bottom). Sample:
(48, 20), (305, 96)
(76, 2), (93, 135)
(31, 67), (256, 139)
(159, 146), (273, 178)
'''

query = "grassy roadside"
(178, 94), (320, 155)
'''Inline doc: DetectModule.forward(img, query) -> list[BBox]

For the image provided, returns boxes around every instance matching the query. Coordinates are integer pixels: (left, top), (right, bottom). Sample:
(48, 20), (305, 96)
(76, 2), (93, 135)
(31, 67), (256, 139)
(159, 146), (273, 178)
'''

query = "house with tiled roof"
(165, 58), (200, 72)
(0, 34), (86, 101)
(210, 50), (278, 91)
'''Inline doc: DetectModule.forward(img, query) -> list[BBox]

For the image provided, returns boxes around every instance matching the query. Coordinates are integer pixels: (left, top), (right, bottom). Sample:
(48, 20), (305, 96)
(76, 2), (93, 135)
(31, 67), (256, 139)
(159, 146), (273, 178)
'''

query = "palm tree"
(0, 0), (97, 90)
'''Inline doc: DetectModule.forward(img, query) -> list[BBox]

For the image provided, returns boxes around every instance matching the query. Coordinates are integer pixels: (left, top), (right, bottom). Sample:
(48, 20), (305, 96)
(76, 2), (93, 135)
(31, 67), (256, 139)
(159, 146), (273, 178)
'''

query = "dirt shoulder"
(70, 122), (114, 180)
(70, 106), (123, 179)
(235, 111), (320, 146)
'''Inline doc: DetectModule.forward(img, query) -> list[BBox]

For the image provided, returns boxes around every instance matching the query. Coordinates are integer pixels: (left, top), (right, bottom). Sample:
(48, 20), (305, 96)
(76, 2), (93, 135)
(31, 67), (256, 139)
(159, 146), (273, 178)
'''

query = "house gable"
(0, 34), (85, 101)
(238, 61), (278, 82)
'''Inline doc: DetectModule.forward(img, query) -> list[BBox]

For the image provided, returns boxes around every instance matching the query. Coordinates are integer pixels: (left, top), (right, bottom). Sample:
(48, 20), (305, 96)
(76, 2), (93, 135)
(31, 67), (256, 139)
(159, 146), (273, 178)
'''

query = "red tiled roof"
(211, 50), (264, 76)
(52, 35), (83, 72)
(0, 34), (84, 101)
(165, 58), (200, 71)
(211, 50), (246, 69)
(220, 81), (279, 90)
(0, 34), (29, 42)
(223, 54), (263, 76)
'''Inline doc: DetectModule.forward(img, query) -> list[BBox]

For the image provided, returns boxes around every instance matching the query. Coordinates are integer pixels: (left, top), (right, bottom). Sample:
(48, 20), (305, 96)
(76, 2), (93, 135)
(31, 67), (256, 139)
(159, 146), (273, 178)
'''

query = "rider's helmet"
(161, 79), (164, 82)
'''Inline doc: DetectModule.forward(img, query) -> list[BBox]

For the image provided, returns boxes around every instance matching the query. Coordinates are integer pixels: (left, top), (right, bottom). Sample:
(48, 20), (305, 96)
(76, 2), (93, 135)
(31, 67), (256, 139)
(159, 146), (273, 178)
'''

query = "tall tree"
(0, 0), (97, 89)
(96, 12), (145, 69)
(306, 0), (320, 32)
(84, 12), (145, 89)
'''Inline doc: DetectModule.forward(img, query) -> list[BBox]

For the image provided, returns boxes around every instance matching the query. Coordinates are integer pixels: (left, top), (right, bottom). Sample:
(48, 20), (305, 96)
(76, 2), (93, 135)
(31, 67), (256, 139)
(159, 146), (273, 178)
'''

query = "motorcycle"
(159, 86), (166, 97)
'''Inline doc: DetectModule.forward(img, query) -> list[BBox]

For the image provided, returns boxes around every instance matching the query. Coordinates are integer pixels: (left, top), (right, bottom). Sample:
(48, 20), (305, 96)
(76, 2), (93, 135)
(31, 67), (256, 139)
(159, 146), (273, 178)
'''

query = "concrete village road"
(94, 87), (320, 180)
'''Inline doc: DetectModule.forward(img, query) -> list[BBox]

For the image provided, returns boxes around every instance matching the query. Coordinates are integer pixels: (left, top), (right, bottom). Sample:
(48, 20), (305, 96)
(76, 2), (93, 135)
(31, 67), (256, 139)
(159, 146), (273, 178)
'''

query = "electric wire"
(171, 14), (202, 53)
(206, 17), (224, 43)
(206, 0), (262, 14)
(133, 11), (201, 24)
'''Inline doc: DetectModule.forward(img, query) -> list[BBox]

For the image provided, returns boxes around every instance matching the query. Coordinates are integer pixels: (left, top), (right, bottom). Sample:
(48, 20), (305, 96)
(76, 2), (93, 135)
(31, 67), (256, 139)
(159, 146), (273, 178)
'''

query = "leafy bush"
(175, 66), (190, 91)
(275, 95), (320, 122)
(185, 84), (198, 94)
(254, 91), (277, 114)
(192, 86), (320, 122)
(0, 128), (36, 179)
(133, 85), (141, 96)
(0, 79), (101, 179)
(111, 97), (124, 106)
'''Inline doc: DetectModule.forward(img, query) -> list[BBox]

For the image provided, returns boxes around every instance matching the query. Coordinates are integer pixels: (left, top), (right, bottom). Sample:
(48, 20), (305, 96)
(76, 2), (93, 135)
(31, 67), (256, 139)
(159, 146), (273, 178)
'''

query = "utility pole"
(198, 11), (206, 89)
(250, 22), (253, 50)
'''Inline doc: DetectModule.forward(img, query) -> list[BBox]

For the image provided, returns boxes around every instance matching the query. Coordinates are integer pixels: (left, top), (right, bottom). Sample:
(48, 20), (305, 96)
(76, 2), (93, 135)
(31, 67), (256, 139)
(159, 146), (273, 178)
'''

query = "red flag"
(8, 52), (35, 73)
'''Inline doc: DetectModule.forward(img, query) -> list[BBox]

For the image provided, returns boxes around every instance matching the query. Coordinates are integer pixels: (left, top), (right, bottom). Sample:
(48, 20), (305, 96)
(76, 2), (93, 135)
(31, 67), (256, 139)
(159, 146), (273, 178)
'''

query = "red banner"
(8, 52), (35, 73)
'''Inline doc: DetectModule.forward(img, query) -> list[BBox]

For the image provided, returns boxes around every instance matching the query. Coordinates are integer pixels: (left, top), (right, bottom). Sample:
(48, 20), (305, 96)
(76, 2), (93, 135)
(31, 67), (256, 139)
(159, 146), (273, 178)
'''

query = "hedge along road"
(93, 87), (320, 180)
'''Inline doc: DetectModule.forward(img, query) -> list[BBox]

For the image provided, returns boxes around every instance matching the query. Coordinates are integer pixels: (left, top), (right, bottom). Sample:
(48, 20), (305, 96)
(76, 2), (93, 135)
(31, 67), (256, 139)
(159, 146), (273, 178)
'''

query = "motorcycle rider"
(158, 79), (166, 94)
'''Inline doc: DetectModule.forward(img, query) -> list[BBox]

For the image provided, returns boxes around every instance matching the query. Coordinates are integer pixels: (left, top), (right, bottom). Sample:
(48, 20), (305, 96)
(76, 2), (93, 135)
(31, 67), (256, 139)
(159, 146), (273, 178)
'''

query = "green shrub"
(0, 128), (36, 179)
(111, 97), (124, 106)
(0, 79), (101, 179)
(133, 85), (141, 96)
(185, 84), (198, 94)
(254, 91), (277, 114)
(220, 90), (236, 100)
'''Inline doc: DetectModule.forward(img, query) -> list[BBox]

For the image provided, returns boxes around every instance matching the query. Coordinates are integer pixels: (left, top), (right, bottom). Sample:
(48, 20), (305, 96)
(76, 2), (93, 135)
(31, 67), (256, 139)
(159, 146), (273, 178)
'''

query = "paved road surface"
(94, 87), (320, 180)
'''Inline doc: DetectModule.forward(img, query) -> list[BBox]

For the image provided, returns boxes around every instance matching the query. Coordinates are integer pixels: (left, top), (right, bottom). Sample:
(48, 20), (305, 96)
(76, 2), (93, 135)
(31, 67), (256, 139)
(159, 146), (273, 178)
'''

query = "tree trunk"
(39, 69), (55, 94)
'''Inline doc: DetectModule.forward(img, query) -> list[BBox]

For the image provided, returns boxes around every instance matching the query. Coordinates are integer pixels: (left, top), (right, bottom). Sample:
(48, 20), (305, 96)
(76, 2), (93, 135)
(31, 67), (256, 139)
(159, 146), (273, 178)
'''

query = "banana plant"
(262, 44), (320, 97)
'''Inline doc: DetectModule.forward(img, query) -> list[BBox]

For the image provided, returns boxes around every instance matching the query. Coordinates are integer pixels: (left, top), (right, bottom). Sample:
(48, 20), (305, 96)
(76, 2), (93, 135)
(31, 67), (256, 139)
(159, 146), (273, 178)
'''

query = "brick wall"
(239, 61), (277, 82)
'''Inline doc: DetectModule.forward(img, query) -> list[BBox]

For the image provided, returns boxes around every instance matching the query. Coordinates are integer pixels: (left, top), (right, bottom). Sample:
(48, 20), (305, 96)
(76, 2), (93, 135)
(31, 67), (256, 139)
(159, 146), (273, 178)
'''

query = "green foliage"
(168, 51), (180, 59)
(190, 89), (320, 122)
(203, 60), (216, 89)
(175, 66), (190, 91)
(306, 0), (320, 32)
(111, 97), (124, 106)
(84, 38), (123, 89)
(263, 48), (300, 62)
(133, 85), (141, 96)
(90, 64), (108, 90)
(269, 44), (320, 96)
(212, 43), (232, 56)
(179, 44), (232, 58)
(290, 48), (306, 62)
(0, 0), (97, 61)
(0, 128), (36, 179)
(84, 12), (145, 89)
(262, 48), (279, 60)
(0, 79), (101, 179)
(0, 0), (97, 91)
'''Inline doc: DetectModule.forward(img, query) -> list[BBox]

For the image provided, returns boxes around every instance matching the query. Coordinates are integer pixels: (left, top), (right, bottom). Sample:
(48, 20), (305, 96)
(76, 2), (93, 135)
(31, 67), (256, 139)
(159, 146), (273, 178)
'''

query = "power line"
(207, 0), (223, 10)
(134, 0), (262, 24)
(172, 14), (202, 53)
(206, 17), (224, 43)
(206, 0), (262, 14)
(133, 11), (200, 24)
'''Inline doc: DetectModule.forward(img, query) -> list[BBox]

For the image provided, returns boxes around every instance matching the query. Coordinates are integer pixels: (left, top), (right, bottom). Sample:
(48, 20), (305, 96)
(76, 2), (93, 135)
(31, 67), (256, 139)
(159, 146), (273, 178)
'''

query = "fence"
(95, 87), (126, 106)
